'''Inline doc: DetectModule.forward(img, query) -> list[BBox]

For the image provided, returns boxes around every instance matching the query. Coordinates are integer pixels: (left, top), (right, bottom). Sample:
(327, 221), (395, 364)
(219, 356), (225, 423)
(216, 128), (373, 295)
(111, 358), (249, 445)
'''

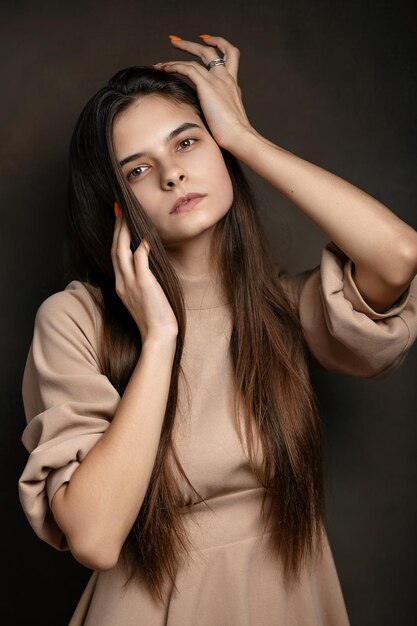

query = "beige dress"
(18, 241), (417, 625)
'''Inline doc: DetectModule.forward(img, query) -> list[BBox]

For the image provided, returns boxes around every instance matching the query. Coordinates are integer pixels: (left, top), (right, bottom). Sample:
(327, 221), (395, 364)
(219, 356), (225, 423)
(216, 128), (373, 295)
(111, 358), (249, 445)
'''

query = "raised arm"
(18, 208), (180, 571)
(50, 211), (180, 569)
(224, 128), (417, 313)
(159, 34), (417, 312)
(51, 335), (177, 571)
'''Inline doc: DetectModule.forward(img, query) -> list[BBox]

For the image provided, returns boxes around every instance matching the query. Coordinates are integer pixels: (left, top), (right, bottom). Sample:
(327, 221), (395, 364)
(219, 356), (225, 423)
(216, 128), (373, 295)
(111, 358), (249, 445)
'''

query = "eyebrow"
(118, 122), (203, 168)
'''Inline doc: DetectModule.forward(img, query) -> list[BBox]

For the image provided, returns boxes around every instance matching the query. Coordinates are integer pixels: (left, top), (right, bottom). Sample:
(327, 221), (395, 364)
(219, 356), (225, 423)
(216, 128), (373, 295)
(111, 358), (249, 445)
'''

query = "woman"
(18, 34), (417, 624)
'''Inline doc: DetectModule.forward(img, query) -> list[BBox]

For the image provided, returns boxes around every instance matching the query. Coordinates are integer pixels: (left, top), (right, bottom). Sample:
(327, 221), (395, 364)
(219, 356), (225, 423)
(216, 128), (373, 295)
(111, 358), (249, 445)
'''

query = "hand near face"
(111, 206), (179, 343)
(154, 35), (253, 151)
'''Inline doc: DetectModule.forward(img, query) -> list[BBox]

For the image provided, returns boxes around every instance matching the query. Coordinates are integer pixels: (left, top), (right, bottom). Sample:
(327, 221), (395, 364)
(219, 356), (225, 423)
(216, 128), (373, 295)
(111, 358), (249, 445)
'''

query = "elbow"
(67, 532), (121, 571)
(388, 245), (417, 288)
(51, 487), (123, 570)
(402, 243), (417, 282)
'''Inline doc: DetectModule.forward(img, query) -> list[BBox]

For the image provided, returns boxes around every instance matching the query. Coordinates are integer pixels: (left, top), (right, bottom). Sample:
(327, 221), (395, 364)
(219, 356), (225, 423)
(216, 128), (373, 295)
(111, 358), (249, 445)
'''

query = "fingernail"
(114, 201), (121, 218)
(168, 35), (182, 41)
(199, 34), (212, 39)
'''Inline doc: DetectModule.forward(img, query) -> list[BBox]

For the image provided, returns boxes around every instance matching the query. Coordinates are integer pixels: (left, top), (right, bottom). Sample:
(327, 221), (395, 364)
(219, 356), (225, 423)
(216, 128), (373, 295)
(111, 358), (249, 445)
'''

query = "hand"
(111, 210), (179, 343)
(154, 35), (253, 151)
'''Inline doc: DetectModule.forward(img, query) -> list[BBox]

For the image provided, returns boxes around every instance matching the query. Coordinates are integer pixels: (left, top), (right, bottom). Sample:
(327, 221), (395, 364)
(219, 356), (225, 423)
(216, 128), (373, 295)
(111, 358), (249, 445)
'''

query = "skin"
(157, 34), (417, 312)
(112, 94), (234, 279)
(50, 35), (417, 569)
(49, 97), (237, 566)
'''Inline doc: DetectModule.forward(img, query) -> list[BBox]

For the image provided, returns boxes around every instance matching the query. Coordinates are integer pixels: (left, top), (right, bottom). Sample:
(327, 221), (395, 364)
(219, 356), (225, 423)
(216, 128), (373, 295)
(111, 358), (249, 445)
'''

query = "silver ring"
(207, 57), (226, 70)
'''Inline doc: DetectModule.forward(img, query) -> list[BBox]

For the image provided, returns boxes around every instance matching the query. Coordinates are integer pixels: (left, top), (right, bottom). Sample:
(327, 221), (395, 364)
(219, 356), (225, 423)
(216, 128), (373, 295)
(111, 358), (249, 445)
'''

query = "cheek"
(215, 162), (234, 206)
(205, 149), (233, 200)
(130, 187), (158, 220)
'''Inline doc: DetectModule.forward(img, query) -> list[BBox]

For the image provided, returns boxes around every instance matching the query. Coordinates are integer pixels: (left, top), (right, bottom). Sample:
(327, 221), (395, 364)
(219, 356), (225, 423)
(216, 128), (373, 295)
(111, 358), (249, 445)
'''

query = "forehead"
(112, 95), (200, 152)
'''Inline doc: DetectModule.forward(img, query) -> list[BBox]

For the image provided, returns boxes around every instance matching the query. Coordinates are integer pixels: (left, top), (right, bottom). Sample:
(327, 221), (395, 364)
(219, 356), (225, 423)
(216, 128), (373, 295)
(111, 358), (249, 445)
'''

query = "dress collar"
(177, 271), (230, 310)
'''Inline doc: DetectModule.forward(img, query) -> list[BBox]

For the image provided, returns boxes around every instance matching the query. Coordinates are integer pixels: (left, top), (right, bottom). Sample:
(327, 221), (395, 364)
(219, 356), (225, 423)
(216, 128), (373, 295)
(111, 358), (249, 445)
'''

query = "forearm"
(227, 127), (417, 286)
(51, 337), (177, 569)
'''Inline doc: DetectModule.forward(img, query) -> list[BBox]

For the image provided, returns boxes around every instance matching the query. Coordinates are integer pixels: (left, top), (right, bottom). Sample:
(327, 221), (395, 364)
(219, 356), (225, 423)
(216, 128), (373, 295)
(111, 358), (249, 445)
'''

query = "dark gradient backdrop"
(2, 1), (416, 624)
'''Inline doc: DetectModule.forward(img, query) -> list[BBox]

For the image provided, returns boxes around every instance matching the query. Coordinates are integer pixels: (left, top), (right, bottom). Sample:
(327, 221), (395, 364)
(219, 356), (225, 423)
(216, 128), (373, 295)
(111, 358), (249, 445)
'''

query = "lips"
(170, 192), (206, 213)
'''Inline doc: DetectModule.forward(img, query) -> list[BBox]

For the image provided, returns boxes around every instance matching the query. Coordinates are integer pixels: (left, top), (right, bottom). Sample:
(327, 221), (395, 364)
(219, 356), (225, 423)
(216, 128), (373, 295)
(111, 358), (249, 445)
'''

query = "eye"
(127, 165), (149, 181)
(178, 137), (198, 150)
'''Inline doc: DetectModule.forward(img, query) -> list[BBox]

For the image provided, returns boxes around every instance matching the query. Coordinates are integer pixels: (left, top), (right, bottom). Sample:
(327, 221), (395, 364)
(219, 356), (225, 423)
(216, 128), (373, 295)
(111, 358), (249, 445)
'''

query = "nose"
(160, 163), (187, 189)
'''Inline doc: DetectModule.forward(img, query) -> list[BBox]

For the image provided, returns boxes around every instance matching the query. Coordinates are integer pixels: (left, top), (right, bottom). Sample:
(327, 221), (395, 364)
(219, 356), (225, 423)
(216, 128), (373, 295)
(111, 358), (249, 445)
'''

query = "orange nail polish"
(168, 35), (182, 41)
(199, 34), (212, 39)
(114, 202), (120, 218)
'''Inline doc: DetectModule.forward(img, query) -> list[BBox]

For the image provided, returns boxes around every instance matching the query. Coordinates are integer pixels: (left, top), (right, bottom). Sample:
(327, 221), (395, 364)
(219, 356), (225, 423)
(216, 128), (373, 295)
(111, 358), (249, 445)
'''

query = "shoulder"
(34, 279), (103, 346)
(36, 279), (102, 318)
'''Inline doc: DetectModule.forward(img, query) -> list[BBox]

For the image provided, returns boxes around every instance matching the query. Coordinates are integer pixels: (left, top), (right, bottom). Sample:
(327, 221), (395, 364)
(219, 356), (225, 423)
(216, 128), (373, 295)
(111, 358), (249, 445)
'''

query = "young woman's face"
(112, 94), (234, 246)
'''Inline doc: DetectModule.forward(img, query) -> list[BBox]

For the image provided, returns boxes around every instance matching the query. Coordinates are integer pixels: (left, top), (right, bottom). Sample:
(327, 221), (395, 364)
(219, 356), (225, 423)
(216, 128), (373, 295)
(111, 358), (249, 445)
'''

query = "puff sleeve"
(277, 241), (417, 378)
(18, 280), (120, 550)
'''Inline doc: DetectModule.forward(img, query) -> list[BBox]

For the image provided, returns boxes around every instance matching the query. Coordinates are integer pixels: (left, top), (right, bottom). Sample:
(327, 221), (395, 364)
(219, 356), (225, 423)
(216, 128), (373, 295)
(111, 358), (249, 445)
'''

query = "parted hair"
(65, 65), (326, 603)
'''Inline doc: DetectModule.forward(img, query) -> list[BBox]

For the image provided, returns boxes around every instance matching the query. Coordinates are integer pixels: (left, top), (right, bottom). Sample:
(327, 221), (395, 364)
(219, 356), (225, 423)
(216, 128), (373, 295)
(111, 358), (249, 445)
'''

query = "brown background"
(2, 0), (416, 623)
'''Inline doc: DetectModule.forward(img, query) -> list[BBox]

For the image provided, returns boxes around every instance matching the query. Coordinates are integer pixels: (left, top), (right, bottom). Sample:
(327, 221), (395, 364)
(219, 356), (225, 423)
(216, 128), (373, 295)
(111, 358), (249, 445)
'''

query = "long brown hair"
(65, 66), (326, 603)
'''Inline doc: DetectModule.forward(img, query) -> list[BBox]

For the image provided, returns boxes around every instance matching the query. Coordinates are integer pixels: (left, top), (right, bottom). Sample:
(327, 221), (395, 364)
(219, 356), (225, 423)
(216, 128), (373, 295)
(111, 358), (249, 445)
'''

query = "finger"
(114, 215), (136, 287)
(158, 61), (210, 84)
(157, 59), (208, 78)
(198, 35), (240, 81)
(111, 211), (125, 286)
(132, 238), (152, 279)
(111, 209), (123, 262)
(139, 238), (151, 258)
(168, 37), (230, 74)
